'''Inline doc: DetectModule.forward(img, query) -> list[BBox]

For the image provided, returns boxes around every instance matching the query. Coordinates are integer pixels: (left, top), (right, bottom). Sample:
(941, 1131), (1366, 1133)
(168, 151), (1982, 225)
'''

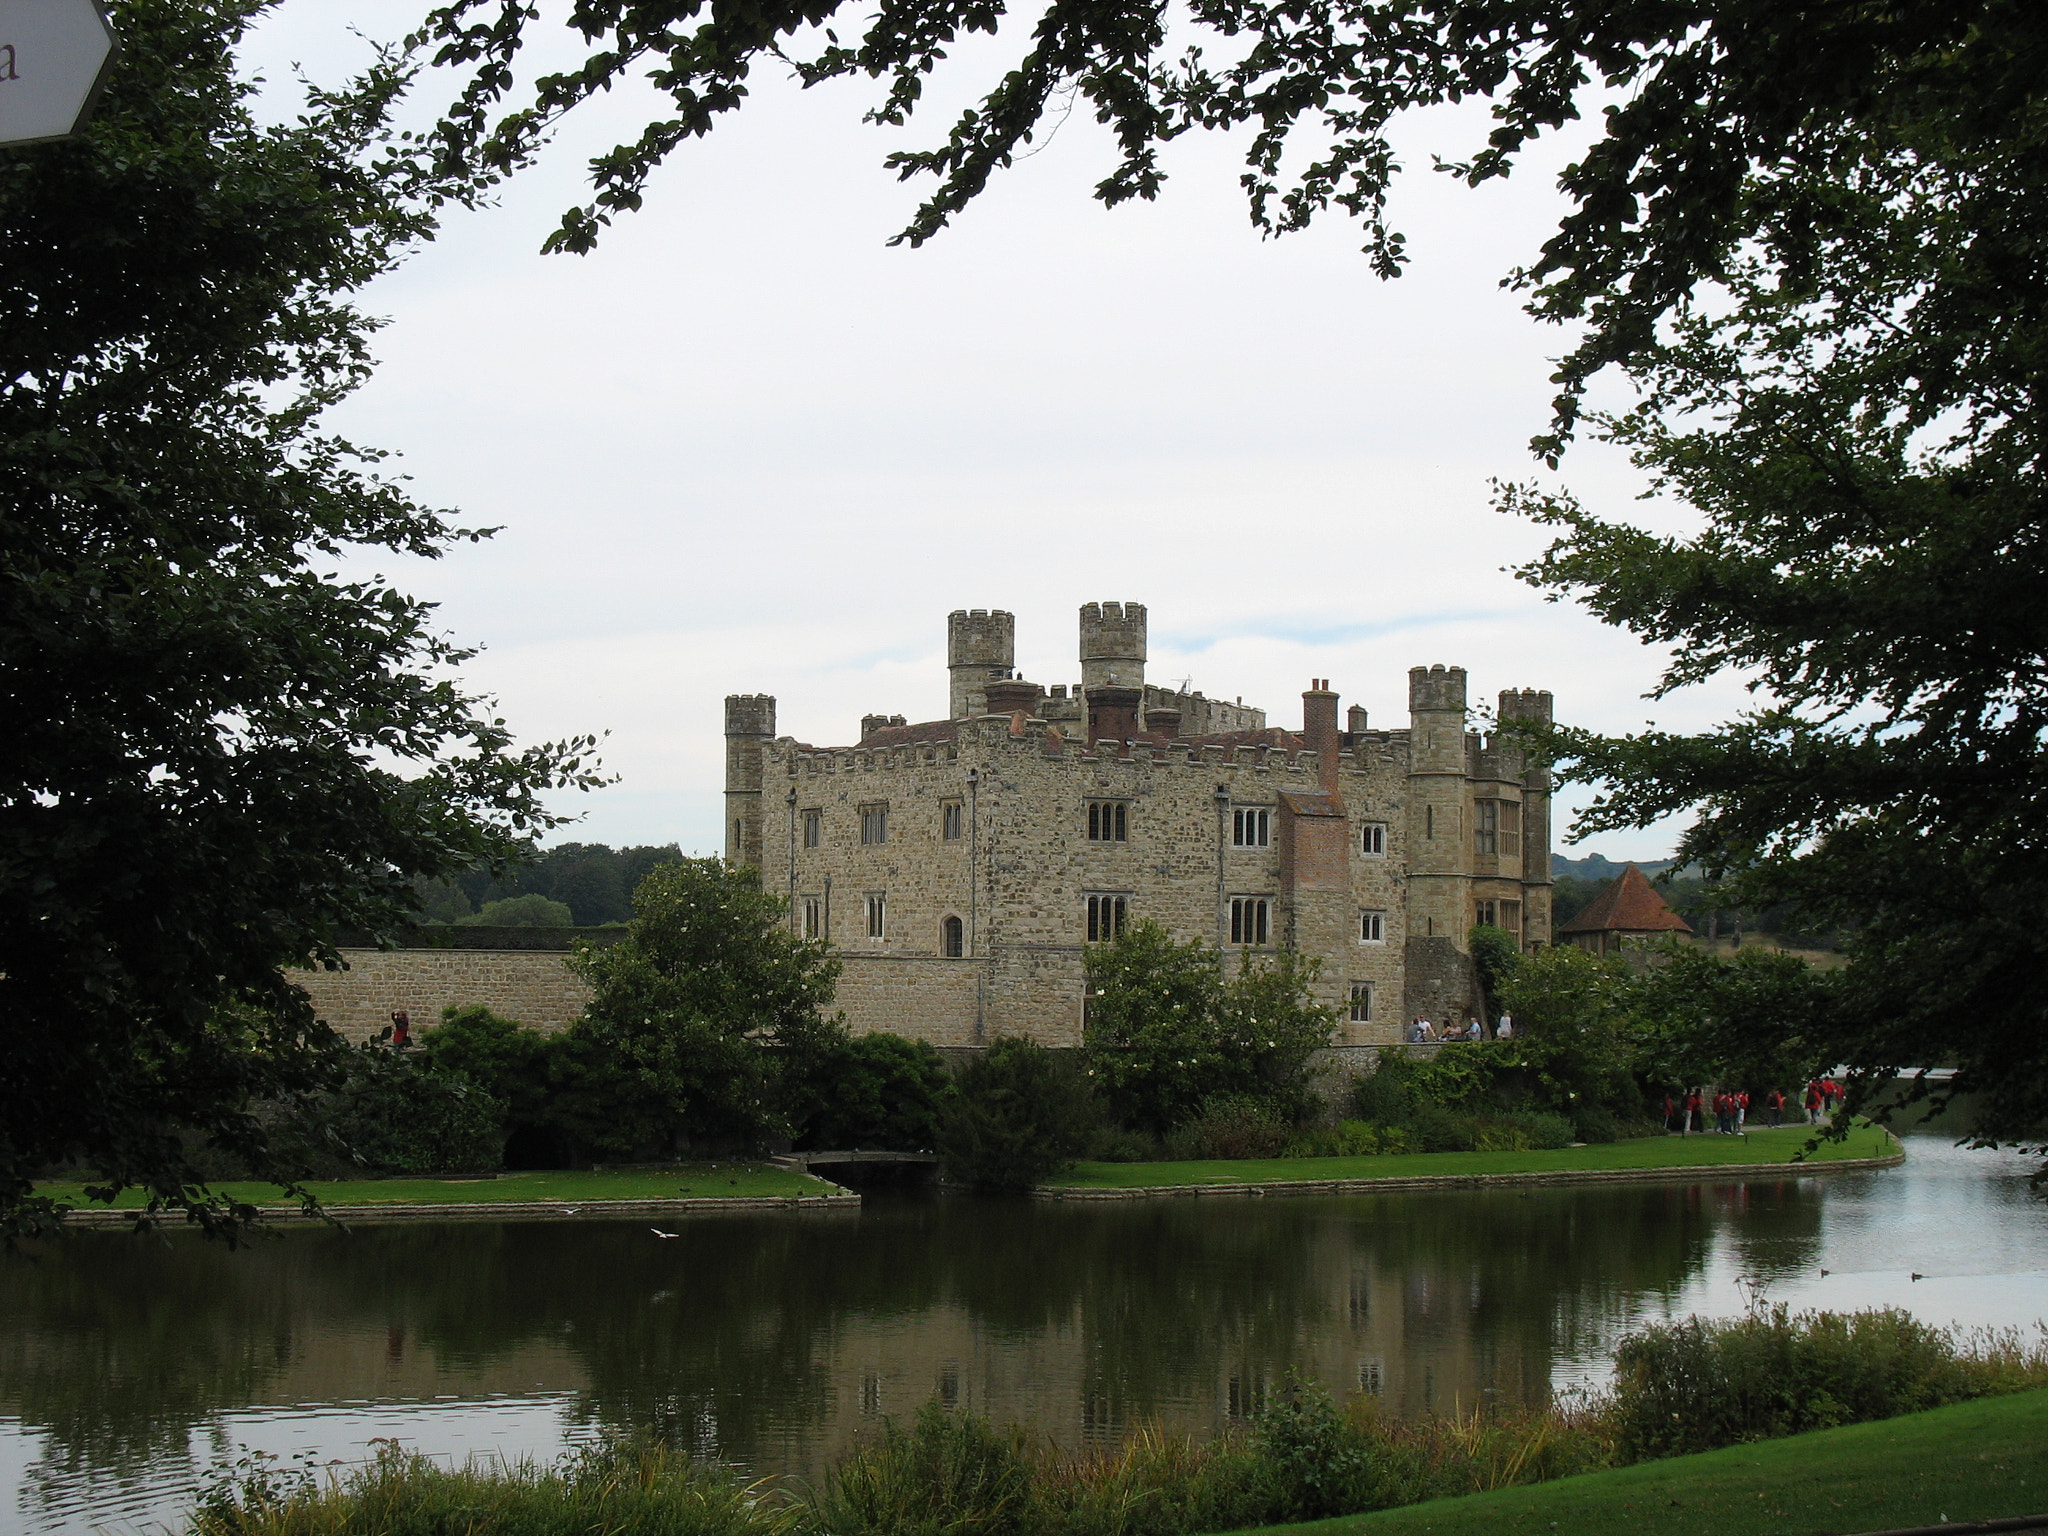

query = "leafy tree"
(566, 857), (841, 1152)
(1631, 945), (1833, 1097)
(449, 842), (682, 925)
(938, 1037), (1099, 1190)
(1, 3), (601, 1240)
(1084, 921), (1334, 1134)
(783, 1030), (954, 1151)
(416, 3), (2033, 433)
(281, 1044), (506, 1177)
(419, 1005), (555, 1129)
(1488, 944), (1651, 1135)
(1502, 95), (2048, 1139)
(1467, 924), (1522, 1019)
(460, 893), (575, 927)
(540, 851), (629, 926)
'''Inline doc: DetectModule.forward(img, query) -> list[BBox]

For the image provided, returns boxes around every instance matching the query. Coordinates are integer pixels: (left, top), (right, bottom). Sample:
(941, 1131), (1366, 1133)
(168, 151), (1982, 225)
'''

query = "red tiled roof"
(1555, 863), (1695, 936)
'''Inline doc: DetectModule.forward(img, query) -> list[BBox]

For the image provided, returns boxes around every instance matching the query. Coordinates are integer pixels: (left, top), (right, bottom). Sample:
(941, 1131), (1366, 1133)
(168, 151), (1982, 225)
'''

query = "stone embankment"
(1035, 1150), (1906, 1201)
(59, 1191), (860, 1228)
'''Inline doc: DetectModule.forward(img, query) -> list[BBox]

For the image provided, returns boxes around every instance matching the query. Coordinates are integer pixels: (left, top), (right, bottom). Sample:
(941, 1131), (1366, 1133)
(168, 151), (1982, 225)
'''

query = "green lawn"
(1052, 1124), (1898, 1189)
(37, 1163), (839, 1210)
(1229, 1387), (2048, 1536)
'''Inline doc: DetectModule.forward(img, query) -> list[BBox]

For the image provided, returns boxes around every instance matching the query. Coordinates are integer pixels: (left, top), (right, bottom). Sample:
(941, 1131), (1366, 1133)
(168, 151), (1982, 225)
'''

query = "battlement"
(1079, 600), (1147, 690)
(1408, 665), (1468, 714)
(947, 609), (1014, 667)
(725, 694), (776, 736)
(769, 719), (1398, 784)
(1498, 687), (1554, 726)
(948, 609), (1016, 719)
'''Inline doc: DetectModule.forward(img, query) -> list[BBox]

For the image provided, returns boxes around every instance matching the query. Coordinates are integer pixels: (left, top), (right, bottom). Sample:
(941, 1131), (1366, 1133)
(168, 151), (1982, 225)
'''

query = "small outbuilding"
(1555, 864), (1694, 955)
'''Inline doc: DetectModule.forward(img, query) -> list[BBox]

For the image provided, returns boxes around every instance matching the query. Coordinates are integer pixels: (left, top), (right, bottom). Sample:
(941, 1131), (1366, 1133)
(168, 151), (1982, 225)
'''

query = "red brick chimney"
(1086, 685), (1143, 744)
(1303, 680), (1340, 792)
(983, 678), (1045, 717)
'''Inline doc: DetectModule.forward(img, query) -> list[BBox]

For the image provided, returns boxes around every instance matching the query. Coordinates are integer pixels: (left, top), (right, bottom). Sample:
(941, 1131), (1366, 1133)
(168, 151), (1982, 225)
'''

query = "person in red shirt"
(1736, 1090), (1751, 1130)
(1684, 1089), (1703, 1135)
(1765, 1088), (1785, 1128)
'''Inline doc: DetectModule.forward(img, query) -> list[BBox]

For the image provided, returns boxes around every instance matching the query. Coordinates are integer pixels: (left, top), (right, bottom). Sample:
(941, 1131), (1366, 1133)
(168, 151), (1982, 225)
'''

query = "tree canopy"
(0, 1), (603, 1239)
(568, 857), (842, 1151)
(419, 1), (2041, 443)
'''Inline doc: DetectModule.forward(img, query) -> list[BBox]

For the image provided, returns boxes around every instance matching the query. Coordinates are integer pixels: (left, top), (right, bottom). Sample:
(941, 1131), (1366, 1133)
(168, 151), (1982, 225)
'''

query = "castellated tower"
(724, 694), (775, 869)
(948, 609), (1015, 720)
(1079, 601), (1147, 691)
(1404, 666), (1471, 1022)
(1499, 687), (1557, 944)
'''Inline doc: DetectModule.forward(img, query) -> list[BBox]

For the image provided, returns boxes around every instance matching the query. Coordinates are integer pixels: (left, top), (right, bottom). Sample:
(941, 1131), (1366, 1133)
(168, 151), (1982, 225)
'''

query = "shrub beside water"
(938, 1038), (1100, 1191)
(1161, 1097), (1291, 1161)
(1609, 1304), (2048, 1458)
(192, 1437), (790, 1536)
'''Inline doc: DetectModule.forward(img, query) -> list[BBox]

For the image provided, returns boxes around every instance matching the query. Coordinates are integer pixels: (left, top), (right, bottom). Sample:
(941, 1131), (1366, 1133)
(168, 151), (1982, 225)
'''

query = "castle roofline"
(857, 718), (960, 748)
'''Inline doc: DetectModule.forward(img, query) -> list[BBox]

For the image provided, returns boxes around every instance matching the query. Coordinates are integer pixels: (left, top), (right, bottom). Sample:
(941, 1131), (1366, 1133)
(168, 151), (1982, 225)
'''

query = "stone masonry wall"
(293, 949), (592, 1042)
(765, 717), (1426, 1050)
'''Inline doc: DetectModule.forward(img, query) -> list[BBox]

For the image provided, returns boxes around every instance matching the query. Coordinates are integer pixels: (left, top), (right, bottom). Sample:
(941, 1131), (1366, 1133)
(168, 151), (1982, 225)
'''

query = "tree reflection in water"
(0, 1177), (1829, 1504)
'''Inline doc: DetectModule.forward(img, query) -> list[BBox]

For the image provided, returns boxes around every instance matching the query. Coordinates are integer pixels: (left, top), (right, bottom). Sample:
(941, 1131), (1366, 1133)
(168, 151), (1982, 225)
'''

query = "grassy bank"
(1237, 1386), (2048, 1536)
(37, 1163), (837, 1211)
(1049, 1123), (1897, 1189)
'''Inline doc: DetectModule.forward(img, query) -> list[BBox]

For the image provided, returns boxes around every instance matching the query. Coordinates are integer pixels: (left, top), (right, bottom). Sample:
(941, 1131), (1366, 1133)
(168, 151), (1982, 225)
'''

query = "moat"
(4, 1137), (2045, 1536)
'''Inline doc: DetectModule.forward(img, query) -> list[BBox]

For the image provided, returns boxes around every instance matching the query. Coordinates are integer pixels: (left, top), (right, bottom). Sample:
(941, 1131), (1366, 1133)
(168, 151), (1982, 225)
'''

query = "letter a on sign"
(0, 0), (119, 147)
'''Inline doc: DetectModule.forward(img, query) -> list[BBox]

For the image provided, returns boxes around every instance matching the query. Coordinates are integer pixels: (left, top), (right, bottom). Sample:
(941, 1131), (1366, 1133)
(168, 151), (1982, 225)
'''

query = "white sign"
(0, 0), (118, 147)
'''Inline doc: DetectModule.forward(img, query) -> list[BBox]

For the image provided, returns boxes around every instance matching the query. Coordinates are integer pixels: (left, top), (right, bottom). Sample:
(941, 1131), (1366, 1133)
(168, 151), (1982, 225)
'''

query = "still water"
(3, 1138), (2044, 1536)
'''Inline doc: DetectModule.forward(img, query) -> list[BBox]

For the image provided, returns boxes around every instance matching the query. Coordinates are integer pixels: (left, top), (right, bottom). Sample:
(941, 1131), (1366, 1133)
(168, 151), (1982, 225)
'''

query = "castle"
(725, 603), (1553, 1049)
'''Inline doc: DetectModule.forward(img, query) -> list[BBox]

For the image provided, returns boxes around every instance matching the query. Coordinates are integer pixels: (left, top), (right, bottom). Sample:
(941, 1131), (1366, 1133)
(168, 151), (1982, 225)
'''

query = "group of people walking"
(1406, 1012), (1513, 1043)
(1661, 1077), (1844, 1135)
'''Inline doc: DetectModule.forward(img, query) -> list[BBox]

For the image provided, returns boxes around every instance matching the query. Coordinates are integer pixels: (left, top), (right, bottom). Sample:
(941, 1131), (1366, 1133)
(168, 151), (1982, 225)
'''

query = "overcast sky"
(245, 4), (1744, 864)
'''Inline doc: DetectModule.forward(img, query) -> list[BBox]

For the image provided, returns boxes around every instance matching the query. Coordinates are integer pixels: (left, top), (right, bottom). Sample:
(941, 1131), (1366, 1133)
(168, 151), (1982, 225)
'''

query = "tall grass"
(1609, 1303), (2048, 1458)
(193, 1312), (2048, 1536)
(191, 1438), (796, 1536)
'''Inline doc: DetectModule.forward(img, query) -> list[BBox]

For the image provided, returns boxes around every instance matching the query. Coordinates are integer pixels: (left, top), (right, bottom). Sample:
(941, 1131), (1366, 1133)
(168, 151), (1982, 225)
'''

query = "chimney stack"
(1086, 685), (1143, 745)
(983, 678), (1045, 717)
(1303, 679), (1340, 794)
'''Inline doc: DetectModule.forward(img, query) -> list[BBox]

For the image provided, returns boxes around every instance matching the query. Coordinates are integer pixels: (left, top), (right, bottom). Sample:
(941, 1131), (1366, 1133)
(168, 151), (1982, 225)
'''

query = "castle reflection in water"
(1, 1177), (1828, 1506)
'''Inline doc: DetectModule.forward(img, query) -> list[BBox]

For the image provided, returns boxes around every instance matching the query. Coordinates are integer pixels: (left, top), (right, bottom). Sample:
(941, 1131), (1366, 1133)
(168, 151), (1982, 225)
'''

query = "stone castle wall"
(764, 717), (1430, 1048)
(292, 949), (592, 1042)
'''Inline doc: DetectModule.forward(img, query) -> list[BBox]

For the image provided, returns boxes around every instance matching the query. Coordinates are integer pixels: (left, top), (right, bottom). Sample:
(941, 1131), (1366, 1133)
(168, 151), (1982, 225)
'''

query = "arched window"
(941, 915), (964, 958)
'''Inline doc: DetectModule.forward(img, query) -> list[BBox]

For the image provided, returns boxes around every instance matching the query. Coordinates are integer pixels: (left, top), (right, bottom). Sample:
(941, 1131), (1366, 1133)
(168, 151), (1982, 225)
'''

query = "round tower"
(1079, 601), (1146, 691)
(948, 609), (1015, 720)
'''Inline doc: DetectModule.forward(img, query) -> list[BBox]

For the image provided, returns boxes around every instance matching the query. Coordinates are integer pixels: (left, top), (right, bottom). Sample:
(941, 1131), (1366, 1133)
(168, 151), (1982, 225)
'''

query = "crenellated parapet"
(1079, 600), (1147, 691)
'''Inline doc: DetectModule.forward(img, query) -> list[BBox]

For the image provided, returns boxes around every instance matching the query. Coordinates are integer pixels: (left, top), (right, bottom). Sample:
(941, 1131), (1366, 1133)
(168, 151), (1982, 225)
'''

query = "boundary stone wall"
(294, 948), (592, 1041)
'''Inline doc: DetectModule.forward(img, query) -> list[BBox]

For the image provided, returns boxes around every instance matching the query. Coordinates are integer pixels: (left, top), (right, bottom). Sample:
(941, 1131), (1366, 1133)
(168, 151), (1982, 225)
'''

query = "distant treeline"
(416, 843), (685, 928)
(1550, 853), (1834, 948)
